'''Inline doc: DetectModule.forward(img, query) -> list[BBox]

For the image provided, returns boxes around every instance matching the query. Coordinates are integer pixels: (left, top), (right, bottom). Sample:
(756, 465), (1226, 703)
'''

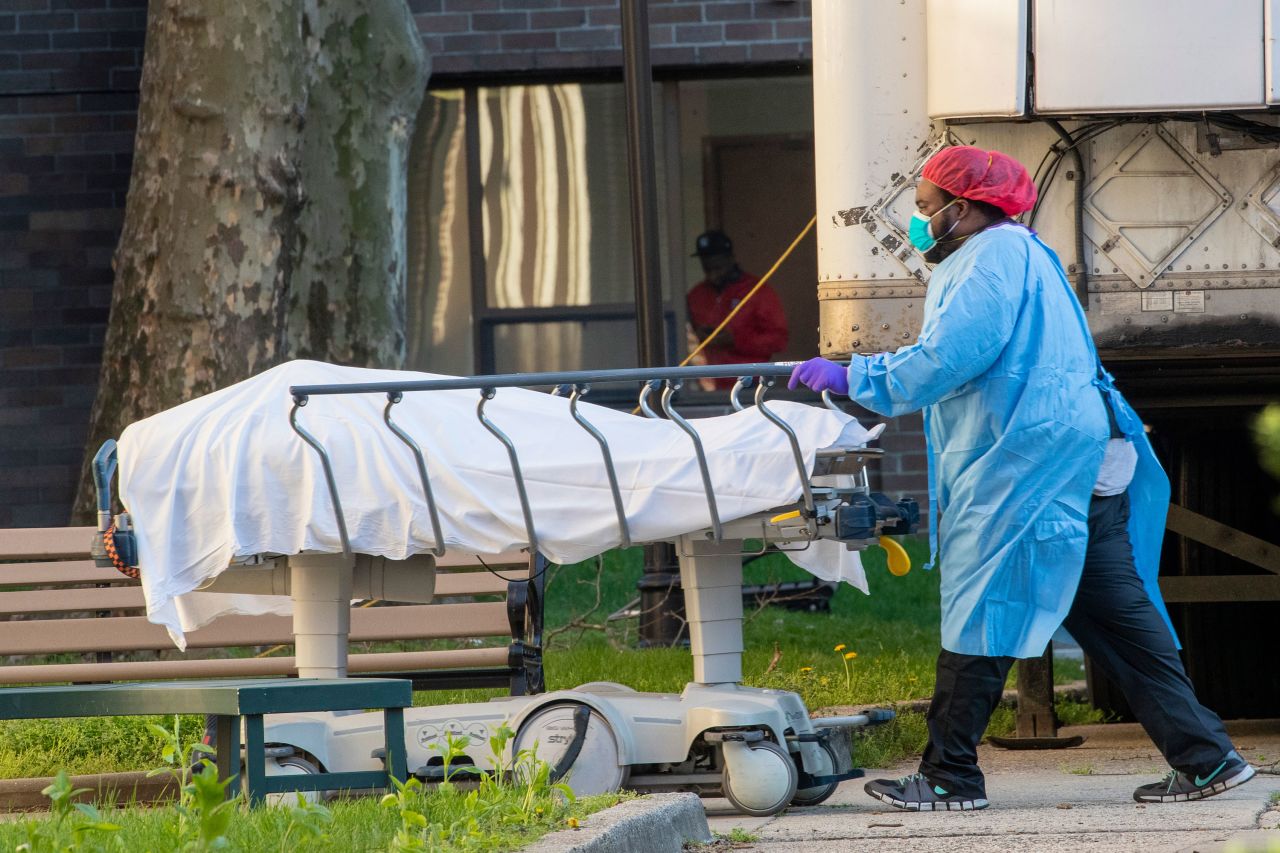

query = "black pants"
(918, 492), (1234, 798)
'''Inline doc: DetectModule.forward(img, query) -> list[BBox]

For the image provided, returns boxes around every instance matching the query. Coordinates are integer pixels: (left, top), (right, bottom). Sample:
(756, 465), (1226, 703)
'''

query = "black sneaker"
(1133, 754), (1256, 803)
(864, 772), (989, 811)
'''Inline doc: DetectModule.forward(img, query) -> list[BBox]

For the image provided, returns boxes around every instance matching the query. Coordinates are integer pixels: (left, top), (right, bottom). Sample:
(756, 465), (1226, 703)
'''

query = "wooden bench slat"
(0, 527), (97, 561)
(0, 564), (512, 597)
(432, 572), (512, 596)
(0, 587), (146, 614)
(0, 602), (514, 655)
(0, 647), (509, 685)
(434, 550), (526, 568)
(0, 561), (128, 587)
(0, 575), (511, 615)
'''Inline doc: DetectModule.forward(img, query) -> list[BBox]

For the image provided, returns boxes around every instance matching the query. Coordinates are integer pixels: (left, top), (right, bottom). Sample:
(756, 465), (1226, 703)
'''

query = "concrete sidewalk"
(704, 720), (1280, 852)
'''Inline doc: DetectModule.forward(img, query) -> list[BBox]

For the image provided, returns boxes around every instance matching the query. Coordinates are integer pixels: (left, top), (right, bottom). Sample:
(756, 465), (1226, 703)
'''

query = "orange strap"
(103, 524), (139, 580)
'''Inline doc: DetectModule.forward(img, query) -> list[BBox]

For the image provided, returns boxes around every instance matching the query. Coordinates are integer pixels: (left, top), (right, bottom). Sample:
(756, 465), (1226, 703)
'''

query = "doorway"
(702, 134), (817, 362)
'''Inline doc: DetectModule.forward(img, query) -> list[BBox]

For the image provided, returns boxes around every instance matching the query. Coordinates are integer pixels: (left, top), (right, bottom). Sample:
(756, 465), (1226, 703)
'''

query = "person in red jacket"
(686, 230), (789, 389)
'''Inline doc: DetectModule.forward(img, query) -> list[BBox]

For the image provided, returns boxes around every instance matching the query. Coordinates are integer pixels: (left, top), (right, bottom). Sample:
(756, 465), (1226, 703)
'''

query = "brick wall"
(0, 0), (146, 527)
(411, 0), (813, 77)
(870, 411), (929, 528)
(0, 0), (820, 528)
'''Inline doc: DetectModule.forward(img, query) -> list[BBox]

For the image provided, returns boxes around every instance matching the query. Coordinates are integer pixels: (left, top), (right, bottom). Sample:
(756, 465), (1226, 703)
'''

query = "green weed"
(1060, 763), (1095, 776)
(14, 770), (120, 852)
(146, 717), (238, 851)
(719, 826), (761, 843)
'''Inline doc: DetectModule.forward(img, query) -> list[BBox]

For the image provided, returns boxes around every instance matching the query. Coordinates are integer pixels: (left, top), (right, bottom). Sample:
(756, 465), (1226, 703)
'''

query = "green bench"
(0, 678), (411, 805)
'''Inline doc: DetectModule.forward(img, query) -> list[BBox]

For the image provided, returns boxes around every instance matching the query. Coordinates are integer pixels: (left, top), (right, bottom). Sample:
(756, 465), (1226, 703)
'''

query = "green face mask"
(908, 198), (960, 252)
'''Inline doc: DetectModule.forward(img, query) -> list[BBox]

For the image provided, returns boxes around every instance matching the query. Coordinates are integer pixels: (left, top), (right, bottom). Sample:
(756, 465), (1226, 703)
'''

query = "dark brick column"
(0, 0), (145, 527)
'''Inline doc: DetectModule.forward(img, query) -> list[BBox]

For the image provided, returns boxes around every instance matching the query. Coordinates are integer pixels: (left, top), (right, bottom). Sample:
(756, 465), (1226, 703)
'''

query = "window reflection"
(405, 90), (471, 376)
(479, 83), (651, 310)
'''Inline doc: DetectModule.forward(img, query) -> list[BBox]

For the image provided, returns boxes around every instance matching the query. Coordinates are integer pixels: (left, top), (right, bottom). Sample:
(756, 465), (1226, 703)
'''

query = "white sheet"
(117, 360), (878, 648)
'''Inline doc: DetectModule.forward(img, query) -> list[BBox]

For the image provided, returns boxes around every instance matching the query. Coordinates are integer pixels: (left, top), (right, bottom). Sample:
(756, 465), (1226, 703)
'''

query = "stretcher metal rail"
(287, 362), (865, 561)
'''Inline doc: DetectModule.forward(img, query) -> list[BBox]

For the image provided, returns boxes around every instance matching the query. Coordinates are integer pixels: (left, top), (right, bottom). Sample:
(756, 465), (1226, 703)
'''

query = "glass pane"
(478, 83), (666, 310)
(676, 76), (818, 365)
(405, 90), (472, 376)
(492, 319), (677, 375)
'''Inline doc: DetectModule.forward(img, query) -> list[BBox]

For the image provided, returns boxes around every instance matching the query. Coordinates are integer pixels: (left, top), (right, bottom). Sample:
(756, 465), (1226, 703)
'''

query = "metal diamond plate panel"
(864, 138), (952, 285)
(1239, 159), (1280, 250)
(1083, 126), (1232, 287)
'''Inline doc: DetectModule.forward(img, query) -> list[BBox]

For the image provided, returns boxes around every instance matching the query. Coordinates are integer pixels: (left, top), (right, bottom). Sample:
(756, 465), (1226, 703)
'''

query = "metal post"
(464, 86), (493, 374)
(621, 0), (665, 369)
(1014, 645), (1058, 739)
(989, 642), (1085, 749)
(637, 542), (685, 647)
(623, 0), (682, 646)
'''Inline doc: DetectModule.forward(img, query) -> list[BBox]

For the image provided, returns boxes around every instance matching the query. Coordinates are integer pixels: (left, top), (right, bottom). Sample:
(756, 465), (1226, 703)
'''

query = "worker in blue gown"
(789, 145), (1253, 811)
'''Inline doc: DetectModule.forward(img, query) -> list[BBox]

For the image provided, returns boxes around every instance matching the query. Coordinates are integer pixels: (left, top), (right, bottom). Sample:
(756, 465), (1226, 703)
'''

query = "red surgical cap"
(921, 145), (1036, 216)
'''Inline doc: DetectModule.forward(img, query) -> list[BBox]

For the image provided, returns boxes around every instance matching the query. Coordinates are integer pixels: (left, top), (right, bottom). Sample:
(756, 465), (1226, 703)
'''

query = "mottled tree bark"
(75, 0), (427, 518)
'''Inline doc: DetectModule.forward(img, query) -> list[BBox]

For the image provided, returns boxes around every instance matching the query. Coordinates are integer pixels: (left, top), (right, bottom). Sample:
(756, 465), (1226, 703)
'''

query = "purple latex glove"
(787, 357), (849, 394)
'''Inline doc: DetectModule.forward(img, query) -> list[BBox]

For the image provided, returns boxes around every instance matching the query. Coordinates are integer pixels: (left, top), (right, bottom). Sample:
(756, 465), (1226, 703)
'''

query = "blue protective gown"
(846, 223), (1177, 659)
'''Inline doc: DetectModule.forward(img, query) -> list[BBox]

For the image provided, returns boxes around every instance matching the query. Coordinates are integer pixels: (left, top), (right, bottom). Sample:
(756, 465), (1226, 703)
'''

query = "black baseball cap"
(691, 229), (733, 257)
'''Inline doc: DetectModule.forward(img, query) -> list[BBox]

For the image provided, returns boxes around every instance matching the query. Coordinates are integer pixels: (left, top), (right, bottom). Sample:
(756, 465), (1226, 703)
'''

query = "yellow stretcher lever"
(769, 509), (802, 524)
(879, 535), (911, 576)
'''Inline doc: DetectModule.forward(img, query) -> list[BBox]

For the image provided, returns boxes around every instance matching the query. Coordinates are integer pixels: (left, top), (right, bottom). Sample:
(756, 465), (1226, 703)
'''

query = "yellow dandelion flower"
(799, 666), (813, 673)
(844, 651), (857, 660)
(567, 817), (581, 829)
(834, 644), (846, 652)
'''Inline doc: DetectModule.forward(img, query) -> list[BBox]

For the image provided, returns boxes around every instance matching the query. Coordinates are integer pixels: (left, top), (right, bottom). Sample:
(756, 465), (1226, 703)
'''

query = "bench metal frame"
(0, 678), (411, 805)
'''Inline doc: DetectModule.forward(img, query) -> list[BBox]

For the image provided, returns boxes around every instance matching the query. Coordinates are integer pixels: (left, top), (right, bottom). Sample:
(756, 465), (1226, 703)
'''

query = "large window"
(406, 82), (675, 376)
(405, 75), (815, 378)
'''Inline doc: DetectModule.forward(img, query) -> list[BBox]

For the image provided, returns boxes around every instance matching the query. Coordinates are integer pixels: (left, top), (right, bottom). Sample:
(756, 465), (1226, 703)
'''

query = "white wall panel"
(1035, 0), (1263, 113)
(926, 0), (1026, 118)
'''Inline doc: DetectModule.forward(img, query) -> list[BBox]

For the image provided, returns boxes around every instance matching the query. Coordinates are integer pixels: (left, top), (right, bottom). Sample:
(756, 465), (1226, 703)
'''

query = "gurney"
(92, 359), (919, 815)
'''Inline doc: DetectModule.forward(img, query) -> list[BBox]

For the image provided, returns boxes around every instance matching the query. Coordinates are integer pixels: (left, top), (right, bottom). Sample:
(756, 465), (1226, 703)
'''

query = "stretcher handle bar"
(661, 380), (722, 542)
(755, 379), (818, 531)
(91, 439), (118, 529)
(821, 390), (842, 413)
(477, 387), (539, 555)
(815, 447), (885, 458)
(383, 393), (447, 558)
(637, 379), (662, 419)
(288, 401), (353, 560)
(289, 362), (805, 398)
(729, 376), (755, 412)
(568, 385), (632, 549)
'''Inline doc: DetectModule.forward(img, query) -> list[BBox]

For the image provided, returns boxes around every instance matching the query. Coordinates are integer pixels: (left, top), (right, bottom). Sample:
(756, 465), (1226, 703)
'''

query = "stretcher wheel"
(790, 741), (839, 807)
(721, 739), (798, 817)
(264, 754), (320, 806)
(513, 702), (627, 797)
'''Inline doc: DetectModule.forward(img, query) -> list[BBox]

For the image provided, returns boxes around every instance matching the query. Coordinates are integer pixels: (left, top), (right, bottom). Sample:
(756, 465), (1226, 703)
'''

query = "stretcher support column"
(288, 553), (354, 678)
(677, 535), (745, 685)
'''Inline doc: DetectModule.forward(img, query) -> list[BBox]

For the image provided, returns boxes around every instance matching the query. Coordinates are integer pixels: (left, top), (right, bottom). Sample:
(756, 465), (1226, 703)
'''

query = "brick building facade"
(1, 0), (928, 529)
(1, 0), (146, 527)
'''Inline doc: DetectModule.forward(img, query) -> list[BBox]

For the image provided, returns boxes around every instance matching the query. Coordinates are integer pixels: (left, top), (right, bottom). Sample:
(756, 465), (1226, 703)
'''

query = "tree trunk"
(75, 0), (427, 520)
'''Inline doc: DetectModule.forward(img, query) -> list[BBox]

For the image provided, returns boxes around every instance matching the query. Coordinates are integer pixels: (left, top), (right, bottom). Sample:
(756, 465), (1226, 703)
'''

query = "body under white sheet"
(116, 360), (881, 647)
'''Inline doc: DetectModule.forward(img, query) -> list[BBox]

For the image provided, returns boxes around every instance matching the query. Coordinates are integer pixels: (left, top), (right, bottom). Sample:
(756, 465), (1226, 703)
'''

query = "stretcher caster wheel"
(264, 752), (320, 806)
(791, 741), (840, 807)
(721, 740), (798, 817)
(513, 702), (627, 797)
